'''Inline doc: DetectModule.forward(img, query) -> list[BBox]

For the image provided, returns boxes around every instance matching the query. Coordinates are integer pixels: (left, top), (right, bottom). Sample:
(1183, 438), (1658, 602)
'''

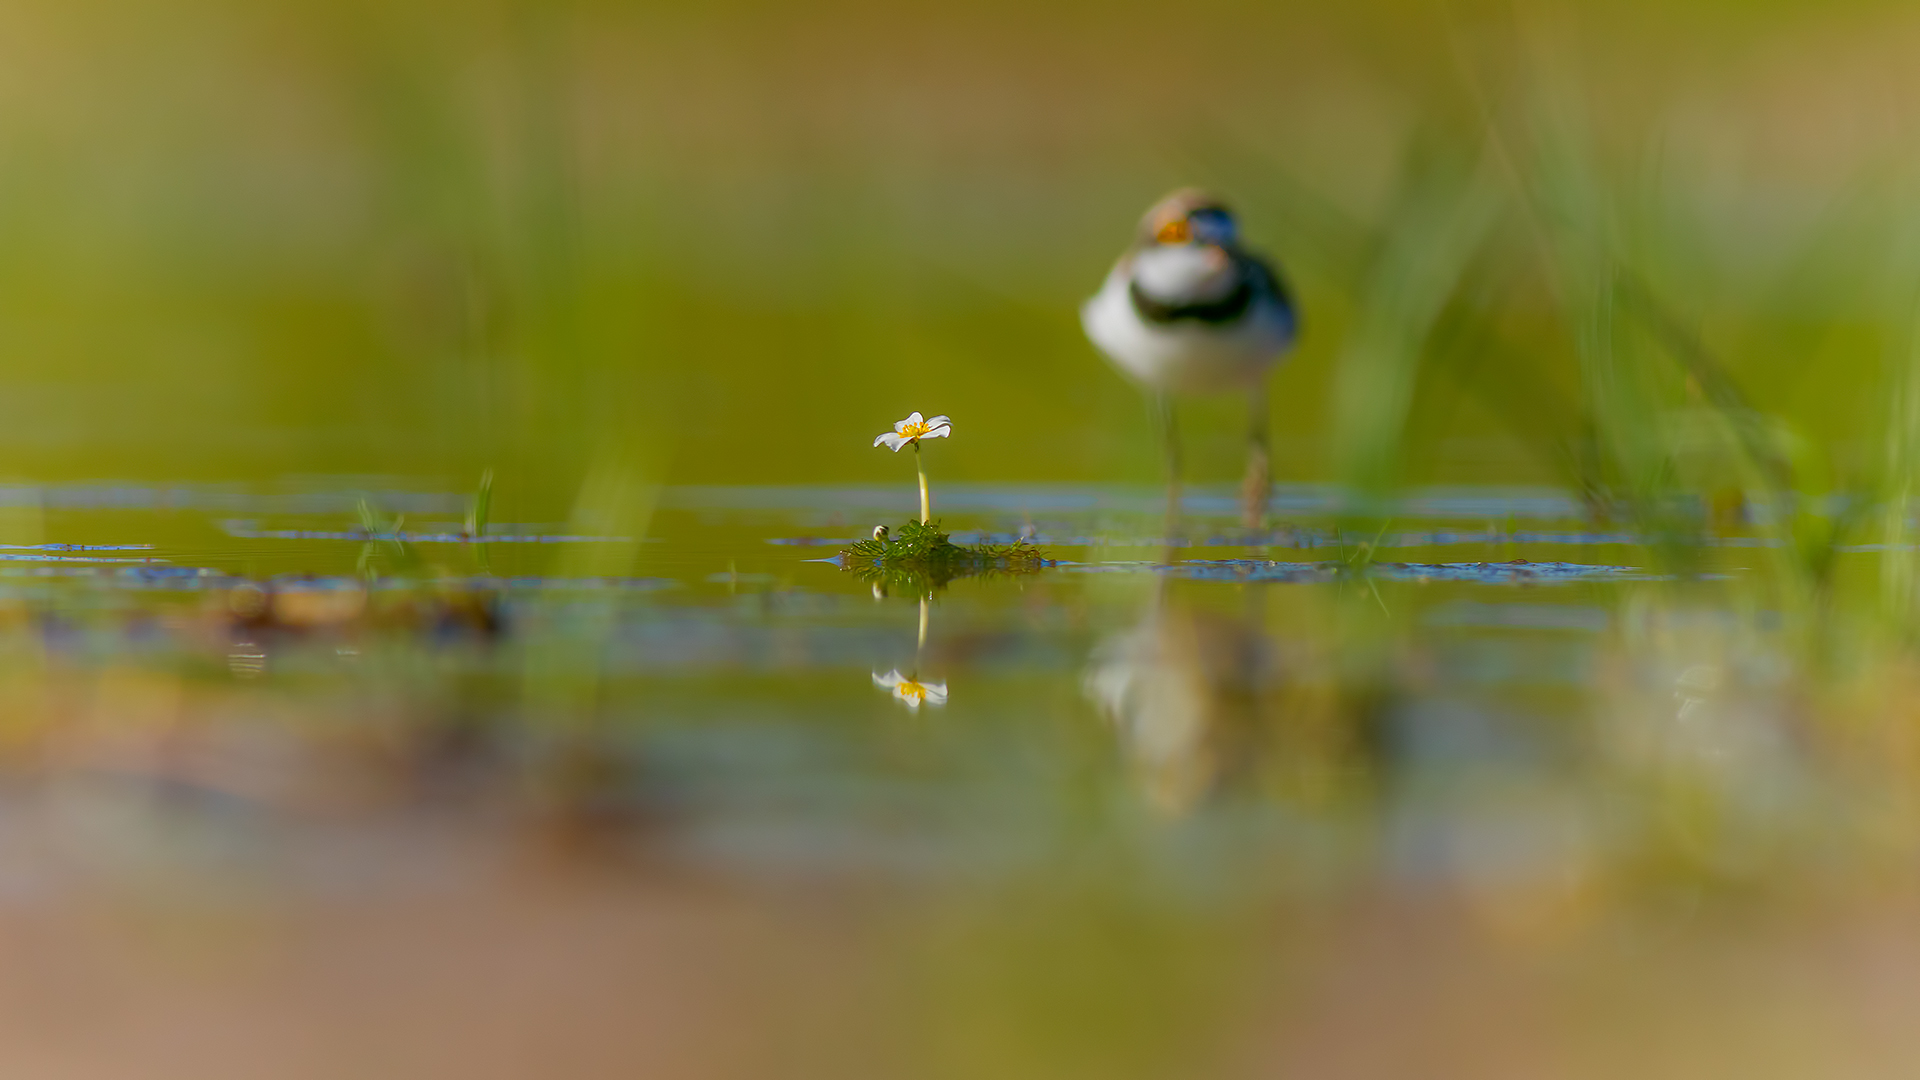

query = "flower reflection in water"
(872, 594), (947, 710)
(873, 669), (948, 709)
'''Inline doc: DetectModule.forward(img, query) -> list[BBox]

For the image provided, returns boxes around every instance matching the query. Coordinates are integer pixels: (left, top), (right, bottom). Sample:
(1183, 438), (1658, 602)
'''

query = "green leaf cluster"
(841, 520), (1044, 593)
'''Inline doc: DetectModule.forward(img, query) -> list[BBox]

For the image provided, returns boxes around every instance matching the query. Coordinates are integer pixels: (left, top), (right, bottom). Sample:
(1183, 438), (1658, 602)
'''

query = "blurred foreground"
(0, 482), (1905, 1078)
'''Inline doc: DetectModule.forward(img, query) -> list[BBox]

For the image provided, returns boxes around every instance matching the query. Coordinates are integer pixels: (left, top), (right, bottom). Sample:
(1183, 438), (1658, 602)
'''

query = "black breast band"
(1129, 275), (1255, 324)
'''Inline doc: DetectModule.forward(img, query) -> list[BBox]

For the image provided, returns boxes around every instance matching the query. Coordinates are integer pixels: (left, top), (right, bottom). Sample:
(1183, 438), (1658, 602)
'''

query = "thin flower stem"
(915, 442), (930, 524)
(918, 595), (929, 652)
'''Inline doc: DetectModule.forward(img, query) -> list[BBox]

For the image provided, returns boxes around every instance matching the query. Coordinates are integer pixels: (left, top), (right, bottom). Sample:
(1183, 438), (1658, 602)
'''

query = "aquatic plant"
(840, 518), (1043, 593)
(464, 467), (495, 540)
(854, 413), (1042, 588)
(873, 411), (951, 524)
(355, 498), (422, 582)
(466, 467), (496, 572)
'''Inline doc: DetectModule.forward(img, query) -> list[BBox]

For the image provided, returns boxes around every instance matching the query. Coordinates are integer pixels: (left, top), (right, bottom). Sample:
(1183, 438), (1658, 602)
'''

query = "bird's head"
(1139, 189), (1239, 249)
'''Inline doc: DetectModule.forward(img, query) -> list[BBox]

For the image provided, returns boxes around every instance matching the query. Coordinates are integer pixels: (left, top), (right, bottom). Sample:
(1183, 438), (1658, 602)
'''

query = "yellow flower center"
(899, 422), (930, 440)
(897, 681), (927, 704)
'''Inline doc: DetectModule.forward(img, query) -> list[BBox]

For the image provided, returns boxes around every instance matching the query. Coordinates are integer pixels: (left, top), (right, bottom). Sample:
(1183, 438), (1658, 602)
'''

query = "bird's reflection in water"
(1085, 580), (1366, 814)
(1084, 584), (1271, 813)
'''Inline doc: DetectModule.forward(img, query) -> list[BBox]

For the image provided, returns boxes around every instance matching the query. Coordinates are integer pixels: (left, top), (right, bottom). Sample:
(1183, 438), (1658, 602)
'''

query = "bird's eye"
(1154, 219), (1192, 244)
(1188, 209), (1236, 244)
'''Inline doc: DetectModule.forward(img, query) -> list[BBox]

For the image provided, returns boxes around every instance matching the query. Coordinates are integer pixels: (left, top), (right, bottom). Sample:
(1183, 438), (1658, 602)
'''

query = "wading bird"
(1081, 190), (1297, 527)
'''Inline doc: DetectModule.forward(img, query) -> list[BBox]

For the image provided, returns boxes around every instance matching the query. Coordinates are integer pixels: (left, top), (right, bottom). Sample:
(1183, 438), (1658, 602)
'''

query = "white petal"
(875, 433), (908, 451)
(922, 424), (951, 440)
(898, 412), (924, 432)
(895, 687), (923, 708)
(873, 670), (904, 688)
(923, 683), (948, 705)
(925, 415), (951, 428)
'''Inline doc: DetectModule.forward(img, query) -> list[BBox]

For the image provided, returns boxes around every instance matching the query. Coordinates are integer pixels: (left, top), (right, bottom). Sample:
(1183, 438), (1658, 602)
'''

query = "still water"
(0, 476), (1902, 1077)
(0, 476), (1823, 891)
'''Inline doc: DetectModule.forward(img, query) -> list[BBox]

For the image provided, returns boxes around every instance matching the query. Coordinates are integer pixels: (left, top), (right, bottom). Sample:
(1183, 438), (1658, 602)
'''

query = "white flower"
(873, 412), (952, 452)
(873, 669), (948, 708)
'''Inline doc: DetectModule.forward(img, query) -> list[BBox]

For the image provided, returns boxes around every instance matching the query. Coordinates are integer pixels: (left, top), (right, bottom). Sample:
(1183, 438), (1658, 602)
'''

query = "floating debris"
(1054, 558), (1652, 584)
(1373, 560), (1651, 583)
(223, 523), (635, 544)
(0, 543), (155, 551)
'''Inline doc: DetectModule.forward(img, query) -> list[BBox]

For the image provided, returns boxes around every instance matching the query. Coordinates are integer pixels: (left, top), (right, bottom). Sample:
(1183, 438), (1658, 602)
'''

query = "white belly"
(1080, 270), (1293, 395)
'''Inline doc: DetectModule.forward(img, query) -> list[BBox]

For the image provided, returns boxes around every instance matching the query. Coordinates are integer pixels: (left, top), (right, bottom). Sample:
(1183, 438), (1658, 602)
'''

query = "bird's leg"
(1156, 394), (1183, 535)
(1241, 380), (1271, 532)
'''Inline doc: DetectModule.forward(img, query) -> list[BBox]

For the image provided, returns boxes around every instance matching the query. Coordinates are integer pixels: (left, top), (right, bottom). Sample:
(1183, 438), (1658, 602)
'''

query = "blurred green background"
(0, 0), (1915, 501)
(8, 7), (1920, 1076)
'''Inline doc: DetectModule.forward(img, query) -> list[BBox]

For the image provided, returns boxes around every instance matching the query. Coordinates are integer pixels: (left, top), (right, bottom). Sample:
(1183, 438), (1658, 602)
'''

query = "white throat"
(1131, 245), (1235, 305)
